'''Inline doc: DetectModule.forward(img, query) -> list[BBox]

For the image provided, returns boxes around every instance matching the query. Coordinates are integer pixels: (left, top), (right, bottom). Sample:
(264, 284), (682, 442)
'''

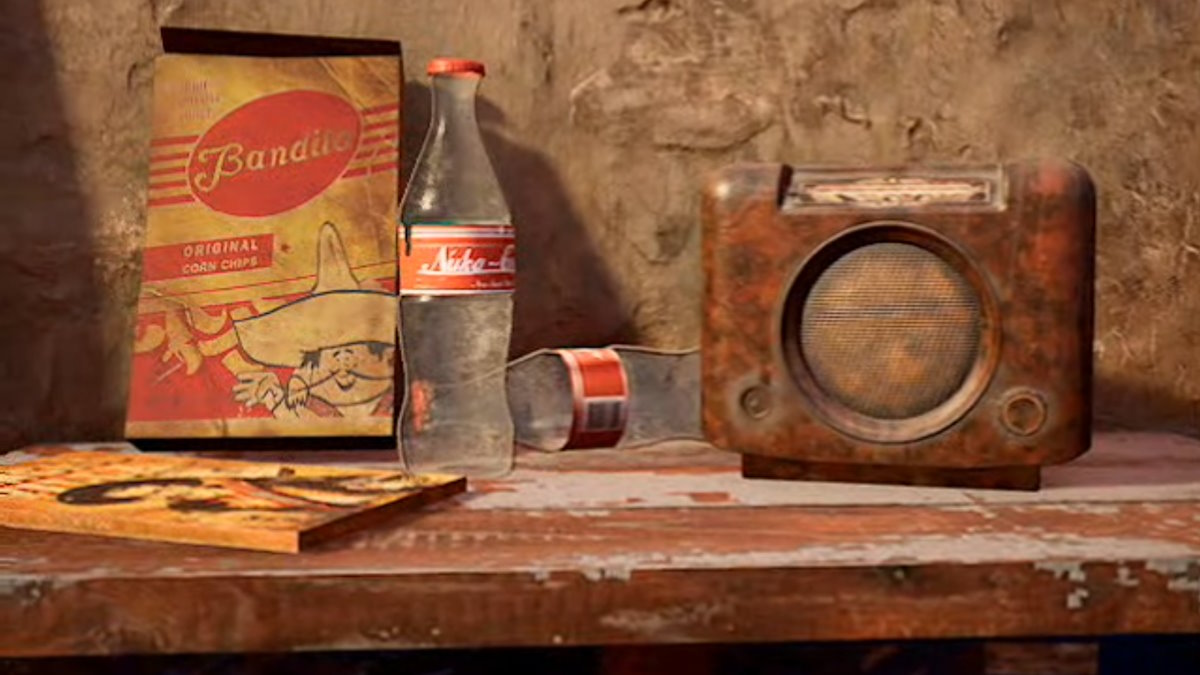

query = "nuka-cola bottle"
(506, 347), (703, 451)
(399, 58), (515, 477)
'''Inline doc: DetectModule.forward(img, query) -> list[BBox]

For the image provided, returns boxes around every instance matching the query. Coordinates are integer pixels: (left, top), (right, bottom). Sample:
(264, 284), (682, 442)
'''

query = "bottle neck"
(429, 74), (482, 140)
(400, 70), (509, 228)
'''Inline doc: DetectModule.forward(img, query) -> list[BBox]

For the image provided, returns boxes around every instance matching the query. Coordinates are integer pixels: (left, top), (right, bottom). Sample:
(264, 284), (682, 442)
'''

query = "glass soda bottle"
(398, 58), (515, 477)
(507, 347), (703, 451)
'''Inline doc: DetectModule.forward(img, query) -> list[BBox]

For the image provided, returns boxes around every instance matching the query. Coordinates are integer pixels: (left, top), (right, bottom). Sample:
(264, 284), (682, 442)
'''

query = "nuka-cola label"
(557, 348), (629, 449)
(401, 223), (515, 294)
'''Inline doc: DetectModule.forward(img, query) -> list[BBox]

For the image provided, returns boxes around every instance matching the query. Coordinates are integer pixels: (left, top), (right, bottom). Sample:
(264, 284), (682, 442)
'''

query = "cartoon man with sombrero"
(232, 222), (396, 419)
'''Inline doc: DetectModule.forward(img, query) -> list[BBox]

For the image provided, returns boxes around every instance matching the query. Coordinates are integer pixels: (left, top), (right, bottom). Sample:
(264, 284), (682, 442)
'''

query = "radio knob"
(1001, 390), (1047, 437)
(740, 386), (773, 420)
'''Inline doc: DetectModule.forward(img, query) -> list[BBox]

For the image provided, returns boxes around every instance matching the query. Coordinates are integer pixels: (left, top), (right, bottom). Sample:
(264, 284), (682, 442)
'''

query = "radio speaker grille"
(798, 242), (982, 420)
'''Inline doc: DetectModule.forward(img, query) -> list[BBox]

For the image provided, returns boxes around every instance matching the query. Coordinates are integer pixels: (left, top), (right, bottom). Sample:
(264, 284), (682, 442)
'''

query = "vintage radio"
(701, 161), (1095, 490)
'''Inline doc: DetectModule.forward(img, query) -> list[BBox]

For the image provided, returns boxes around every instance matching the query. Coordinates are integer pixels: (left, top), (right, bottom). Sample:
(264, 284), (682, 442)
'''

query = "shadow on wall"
(400, 81), (636, 358)
(0, 3), (106, 450)
(1094, 377), (1200, 438)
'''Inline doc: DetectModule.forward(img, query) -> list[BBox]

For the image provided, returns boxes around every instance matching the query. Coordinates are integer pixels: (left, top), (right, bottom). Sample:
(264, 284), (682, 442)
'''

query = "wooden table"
(2, 432), (1200, 659)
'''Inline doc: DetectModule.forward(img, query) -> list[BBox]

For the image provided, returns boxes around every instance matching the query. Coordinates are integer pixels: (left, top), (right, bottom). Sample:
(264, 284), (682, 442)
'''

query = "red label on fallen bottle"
(557, 348), (629, 450)
(401, 224), (515, 294)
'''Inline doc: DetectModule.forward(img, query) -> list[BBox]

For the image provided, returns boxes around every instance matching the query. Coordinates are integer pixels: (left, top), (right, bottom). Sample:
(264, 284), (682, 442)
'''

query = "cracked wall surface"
(1, 0), (1198, 447)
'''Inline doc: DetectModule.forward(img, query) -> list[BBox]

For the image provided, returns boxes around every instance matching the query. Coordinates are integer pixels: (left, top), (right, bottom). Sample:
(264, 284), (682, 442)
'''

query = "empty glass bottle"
(507, 346), (701, 451)
(398, 58), (515, 477)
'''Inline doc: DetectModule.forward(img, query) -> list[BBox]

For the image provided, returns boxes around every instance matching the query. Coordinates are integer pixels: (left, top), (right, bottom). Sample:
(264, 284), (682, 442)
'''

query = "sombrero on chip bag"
(234, 222), (396, 369)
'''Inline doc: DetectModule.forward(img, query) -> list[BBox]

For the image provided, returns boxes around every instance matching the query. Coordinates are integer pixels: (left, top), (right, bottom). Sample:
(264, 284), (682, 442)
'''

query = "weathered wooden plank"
(2, 433), (1200, 655)
(1, 556), (1199, 656)
(2, 498), (1200, 654)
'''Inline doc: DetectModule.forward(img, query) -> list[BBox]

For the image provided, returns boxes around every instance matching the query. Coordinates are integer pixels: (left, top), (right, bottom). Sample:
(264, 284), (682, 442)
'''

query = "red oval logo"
(188, 90), (360, 218)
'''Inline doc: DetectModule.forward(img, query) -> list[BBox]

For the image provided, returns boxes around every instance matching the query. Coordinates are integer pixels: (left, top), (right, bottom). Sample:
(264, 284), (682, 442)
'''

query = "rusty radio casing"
(701, 161), (1096, 490)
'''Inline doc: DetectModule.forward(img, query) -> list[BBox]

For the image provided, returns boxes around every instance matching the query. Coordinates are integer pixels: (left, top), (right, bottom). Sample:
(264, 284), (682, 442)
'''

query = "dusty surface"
(10, 431), (1200, 509)
(1, 0), (1199, 448)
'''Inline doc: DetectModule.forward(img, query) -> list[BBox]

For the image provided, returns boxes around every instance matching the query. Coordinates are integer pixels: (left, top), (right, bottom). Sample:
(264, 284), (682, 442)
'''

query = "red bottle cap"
(427, 58), (486, 77)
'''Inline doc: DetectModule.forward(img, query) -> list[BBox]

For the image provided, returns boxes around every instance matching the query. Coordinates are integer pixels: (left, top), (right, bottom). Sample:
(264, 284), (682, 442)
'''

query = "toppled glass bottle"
(507, 346), (701, 451)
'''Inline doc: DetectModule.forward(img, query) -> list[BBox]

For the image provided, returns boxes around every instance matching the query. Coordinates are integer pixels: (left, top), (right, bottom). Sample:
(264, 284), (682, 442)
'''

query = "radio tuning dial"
(1001, 390), (1048, 437)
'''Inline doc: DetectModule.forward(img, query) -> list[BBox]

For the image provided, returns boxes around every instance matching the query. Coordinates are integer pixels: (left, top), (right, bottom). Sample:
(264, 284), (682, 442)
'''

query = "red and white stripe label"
(343, 101), (400, 179)
(401, 224), (515, 295)
(557, 348), (629, 450)
(147, 134), (199, 208)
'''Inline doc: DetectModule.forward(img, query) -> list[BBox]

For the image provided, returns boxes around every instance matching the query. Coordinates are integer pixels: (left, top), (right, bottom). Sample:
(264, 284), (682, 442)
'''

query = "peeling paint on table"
(1, 432), (1200, 656)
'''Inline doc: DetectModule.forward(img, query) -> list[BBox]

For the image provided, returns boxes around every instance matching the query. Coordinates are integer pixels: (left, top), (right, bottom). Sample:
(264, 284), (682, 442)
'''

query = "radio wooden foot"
(741, 454), (1041, 491)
